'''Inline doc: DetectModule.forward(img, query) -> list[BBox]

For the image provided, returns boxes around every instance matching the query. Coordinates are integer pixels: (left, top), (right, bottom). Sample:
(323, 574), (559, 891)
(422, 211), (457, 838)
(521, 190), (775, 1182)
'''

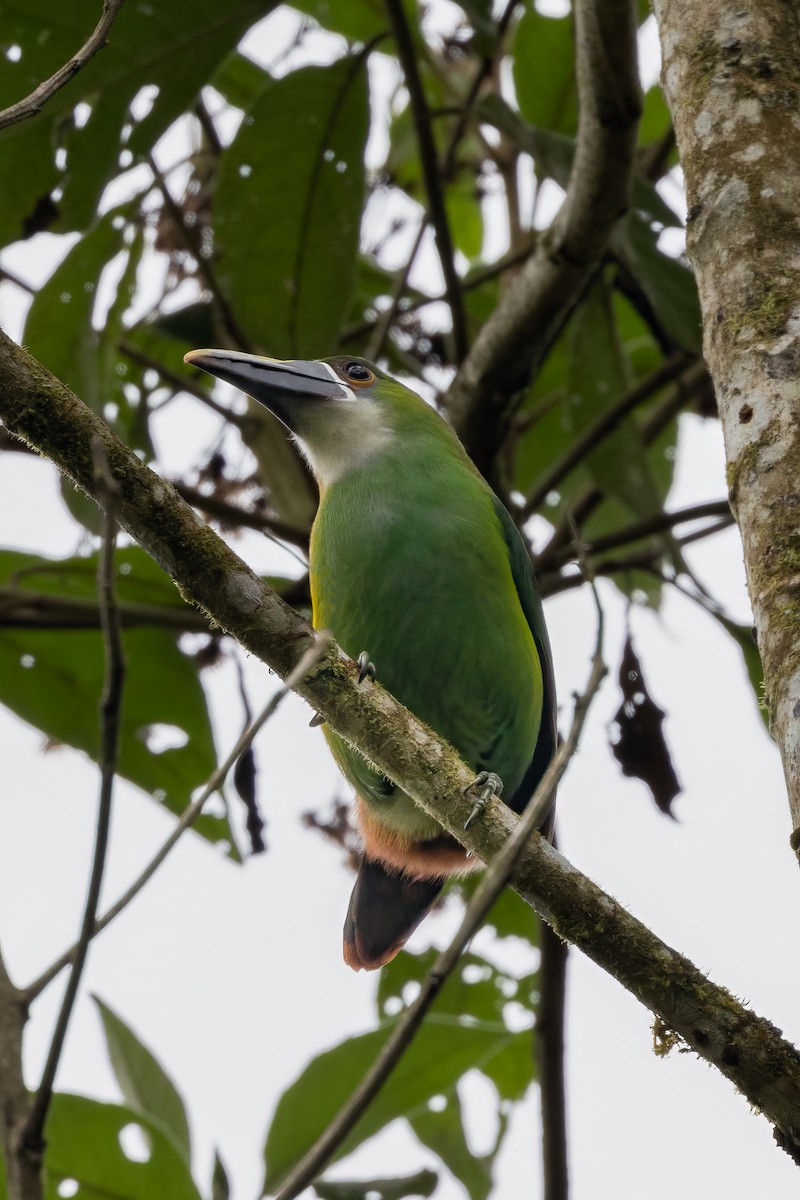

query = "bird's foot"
(309, 711), (326, 727)
(463, 771), (503, 830)
(357, 650), (376, 684)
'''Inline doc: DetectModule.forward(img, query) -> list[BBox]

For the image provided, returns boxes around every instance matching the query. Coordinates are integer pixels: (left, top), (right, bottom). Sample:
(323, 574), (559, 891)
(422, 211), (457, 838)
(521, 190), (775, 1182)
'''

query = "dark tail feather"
(343, 858), (445, 972)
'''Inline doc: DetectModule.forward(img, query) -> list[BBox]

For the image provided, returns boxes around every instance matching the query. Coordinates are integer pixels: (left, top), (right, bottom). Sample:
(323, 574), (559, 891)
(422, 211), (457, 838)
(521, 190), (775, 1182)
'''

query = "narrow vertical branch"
(20, 441), (126, 1158)
(383, 0), (469, 363)
(0, 950), (42, 1200)
(537, 920), (570, 1200)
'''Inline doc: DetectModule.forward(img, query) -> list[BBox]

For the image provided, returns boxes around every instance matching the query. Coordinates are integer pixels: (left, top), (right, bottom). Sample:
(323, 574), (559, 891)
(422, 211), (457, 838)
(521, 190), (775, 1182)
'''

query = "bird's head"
(183, 349), (455, 486)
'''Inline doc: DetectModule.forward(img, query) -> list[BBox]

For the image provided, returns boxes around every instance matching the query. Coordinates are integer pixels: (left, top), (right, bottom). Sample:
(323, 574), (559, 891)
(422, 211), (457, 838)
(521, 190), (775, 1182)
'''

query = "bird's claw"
(309, 711), (326, 727)
(357, 651), (376, 684)
(463, 771), (503, 830)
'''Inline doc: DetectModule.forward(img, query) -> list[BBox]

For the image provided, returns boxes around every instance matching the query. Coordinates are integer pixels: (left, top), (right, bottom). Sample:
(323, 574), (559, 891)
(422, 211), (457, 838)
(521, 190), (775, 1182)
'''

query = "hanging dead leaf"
(610, 635), (681, 816)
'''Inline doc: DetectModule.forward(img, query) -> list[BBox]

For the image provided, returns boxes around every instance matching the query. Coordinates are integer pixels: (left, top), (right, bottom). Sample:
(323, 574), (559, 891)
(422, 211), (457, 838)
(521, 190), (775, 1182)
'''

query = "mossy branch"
(2, 328), (800, 1166)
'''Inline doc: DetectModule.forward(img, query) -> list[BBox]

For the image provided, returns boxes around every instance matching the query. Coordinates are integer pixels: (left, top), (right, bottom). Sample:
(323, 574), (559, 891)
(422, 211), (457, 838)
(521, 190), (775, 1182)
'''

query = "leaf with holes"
(43, 1093), (202, 1200)
(0, 0), (271, 240)
(410, 1094), (493, 1200)
(94, 997), (192, 1166)
(377, 946), (538, 1025)
(262, 1017), (531, 1192)
(0, 548), (232, 851)
(216, 57), (369, 355)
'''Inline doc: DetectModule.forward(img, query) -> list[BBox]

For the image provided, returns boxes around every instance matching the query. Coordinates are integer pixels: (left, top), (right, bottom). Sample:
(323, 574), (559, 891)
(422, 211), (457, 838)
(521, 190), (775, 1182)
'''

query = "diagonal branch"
(445, 0), (642, 476)
(536, 499), (732, 574)
(120, 341), (249, 429)
(383, 0), (468, 363)
(521, 354), (698, 517)
(539, 362), (713, 561)
(362, 2), (522, 363)
(145, 153), (251, 351)
(0, 0), (127, 133)
(275, 621), (605, 1199)
(3, 329), (800, 1164)
(21, 441), (126, 1161)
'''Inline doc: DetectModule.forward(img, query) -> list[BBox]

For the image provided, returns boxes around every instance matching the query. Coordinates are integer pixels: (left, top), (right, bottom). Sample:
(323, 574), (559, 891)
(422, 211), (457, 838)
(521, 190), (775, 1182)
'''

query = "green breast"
(310, 446), (543, 842)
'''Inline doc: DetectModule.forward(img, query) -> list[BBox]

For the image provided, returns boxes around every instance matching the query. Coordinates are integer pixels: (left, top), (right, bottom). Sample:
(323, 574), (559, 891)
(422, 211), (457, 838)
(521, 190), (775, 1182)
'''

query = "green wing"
(491, 495), (557, 811)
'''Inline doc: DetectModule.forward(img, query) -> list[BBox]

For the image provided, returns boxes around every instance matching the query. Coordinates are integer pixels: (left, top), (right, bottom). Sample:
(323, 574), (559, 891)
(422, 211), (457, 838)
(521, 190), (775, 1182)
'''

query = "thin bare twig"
(172, 482), (309, 549)
(120, 341), (249, 429)
(365, 222), (427, 362)
(0, 586), (212, 632)
(347, 244), (533, 349)
(383, 0), (468, 363)
(0, 0), (127, 132)
(364, 1), (521, 363)
(521, 354), (695, 517)
(275, 619), (606, 1199)
(145, 153), (251, 351)
(23, 633), (332, 1004)
(537, 500), (731, 573)
(21, 440), (126, 1157)
(0, 266), (36, 294)
(540, 360), (712, 561)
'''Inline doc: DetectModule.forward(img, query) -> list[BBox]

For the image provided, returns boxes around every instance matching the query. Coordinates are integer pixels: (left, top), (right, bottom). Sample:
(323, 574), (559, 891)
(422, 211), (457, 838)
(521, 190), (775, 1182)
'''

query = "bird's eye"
(344, 361), (374, 383)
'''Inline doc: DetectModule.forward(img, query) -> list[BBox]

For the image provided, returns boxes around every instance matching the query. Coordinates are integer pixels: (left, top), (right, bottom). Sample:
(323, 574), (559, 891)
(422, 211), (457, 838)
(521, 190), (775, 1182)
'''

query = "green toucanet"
(184, 350), (557, 970)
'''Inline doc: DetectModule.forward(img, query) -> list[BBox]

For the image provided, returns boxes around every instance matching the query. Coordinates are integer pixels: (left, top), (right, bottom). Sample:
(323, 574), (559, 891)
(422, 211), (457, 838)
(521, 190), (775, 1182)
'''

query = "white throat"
(294, 363), (394, 486)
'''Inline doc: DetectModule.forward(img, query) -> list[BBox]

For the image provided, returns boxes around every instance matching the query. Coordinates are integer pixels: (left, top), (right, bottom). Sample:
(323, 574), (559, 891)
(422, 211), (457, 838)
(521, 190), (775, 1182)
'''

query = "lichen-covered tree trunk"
(653, 0), (800, 853)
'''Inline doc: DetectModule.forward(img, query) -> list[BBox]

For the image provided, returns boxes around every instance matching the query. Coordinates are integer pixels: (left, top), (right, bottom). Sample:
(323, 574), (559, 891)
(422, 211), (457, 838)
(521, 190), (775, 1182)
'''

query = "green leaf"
(43, 1093), (202, 1200)
(212, 1152), (232, 1200)
(477, 94), (682, 231)
(566, 276), (663, 519)
(0, 0), (271, 242)
(216, 57), (369, 355)
(294, 0), (389, 41)
(314, 1171), (438, 1200)
(445, 173), (484, 262)
(459, 0), (500, 56)
(639, 83), (675, 160)
(263, 1017), (529, 1191)
(23, 214), (125, 413)
(613, 216), (702, 354)
(150, 301), (220, 350)
(100, 226), (153, 457)
(512, 8), (577, 135)
(0, 548), (232, 850)
(94, 997), (192, 1165)
(410, 1094), (493, 1200)
(211, 51), (271, 112)
(377, 946), (537, 1025)
(710, 613), (768, 729)
(453, 875), (541, 944)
